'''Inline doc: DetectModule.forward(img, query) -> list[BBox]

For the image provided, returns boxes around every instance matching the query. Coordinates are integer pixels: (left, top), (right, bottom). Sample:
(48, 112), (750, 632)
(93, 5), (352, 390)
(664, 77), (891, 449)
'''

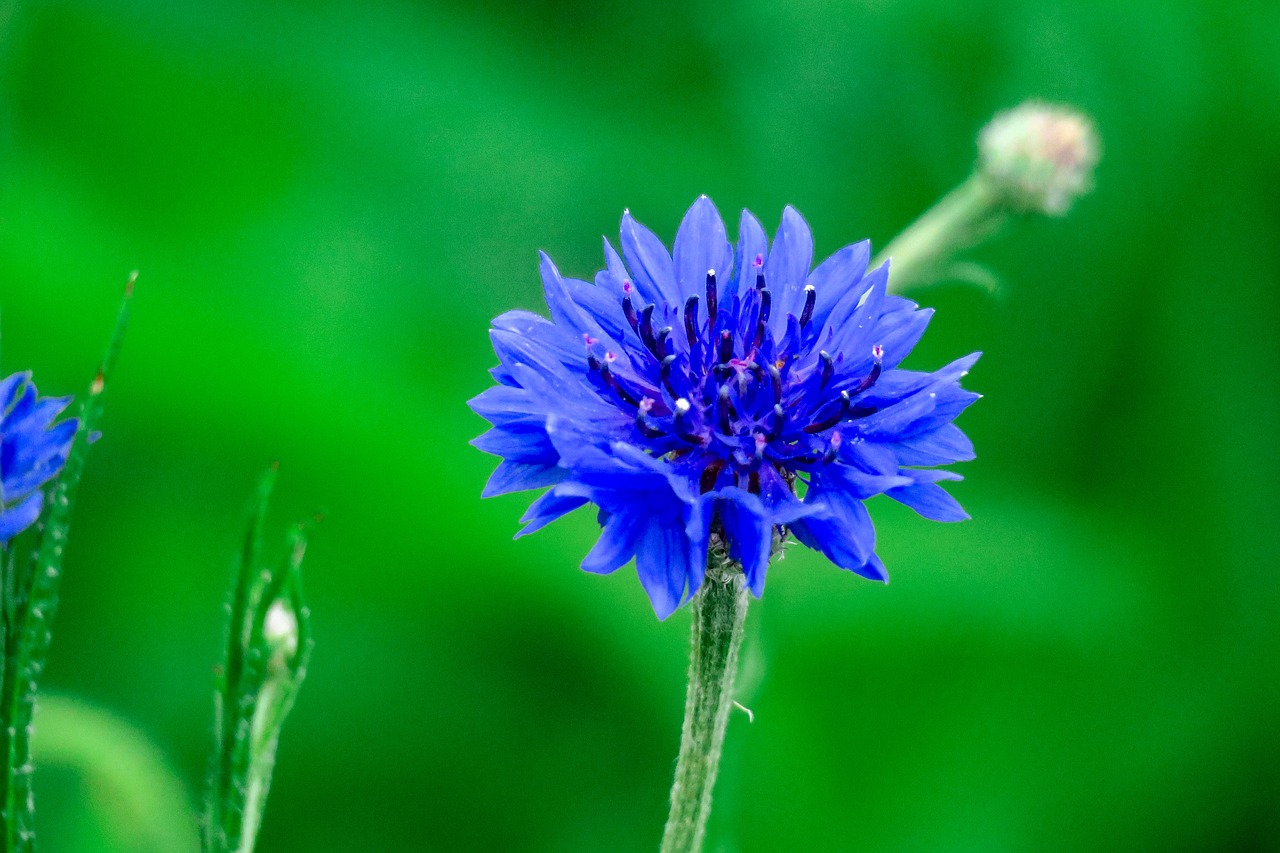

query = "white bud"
(978, 101), (1099, 216)
(264, 601), (298, 672)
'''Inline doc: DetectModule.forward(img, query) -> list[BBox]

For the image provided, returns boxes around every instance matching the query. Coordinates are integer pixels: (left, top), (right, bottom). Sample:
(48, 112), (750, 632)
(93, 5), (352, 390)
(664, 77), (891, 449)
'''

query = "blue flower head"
(470, 198), (979, 618)
(0, 372), (78, 543)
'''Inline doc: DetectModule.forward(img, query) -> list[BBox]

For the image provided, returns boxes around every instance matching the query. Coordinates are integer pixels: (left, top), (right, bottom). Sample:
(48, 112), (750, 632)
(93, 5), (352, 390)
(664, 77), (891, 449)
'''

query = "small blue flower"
(0, 372), (78, 543)
(470, 198), (979, 618)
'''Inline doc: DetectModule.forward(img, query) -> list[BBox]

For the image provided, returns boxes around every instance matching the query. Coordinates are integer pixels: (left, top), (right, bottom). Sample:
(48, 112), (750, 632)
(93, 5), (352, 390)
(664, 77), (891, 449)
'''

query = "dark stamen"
(819, 351), (834, 389)
(601, 362), (641, 408)
(717, 329), (734, 364)
(705, 270), (718, 327)
(848, 348), (883, 397)
(655, 326), (673, 359)
(804, 390), (851, 434)
(755, 269), (766, 290)
(821, 432), (842, 464)
(765, 403), (786, 441)
(635, 398), (665, 438)
(587, 353), (601, 372)
(799, 285), (816, 328)
(622, 283), (638, 331)
(767, 363), (782, 400)
(699, 458), (725, 493)
(753, 288), (772, 350)
(717, 385), (734, 435)
(659, 354), (679, 397)
(638, 303), (658, 353)
(673, 398), (703, 445)
(684, 296), (700, 346)
(747, 470), (761, 494)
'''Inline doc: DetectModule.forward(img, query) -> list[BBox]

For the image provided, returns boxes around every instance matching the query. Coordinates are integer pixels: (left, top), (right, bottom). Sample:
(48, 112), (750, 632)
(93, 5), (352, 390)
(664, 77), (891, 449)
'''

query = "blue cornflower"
(470, 197), (979, 618)
(0, 372), (78, 543)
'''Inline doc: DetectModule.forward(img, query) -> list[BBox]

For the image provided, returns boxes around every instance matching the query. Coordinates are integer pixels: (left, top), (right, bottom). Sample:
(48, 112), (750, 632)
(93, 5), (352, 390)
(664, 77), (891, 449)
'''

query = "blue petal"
(673, 196), (732, 303)
(890, 424), (976, 466)
(0, 491), (43, 542)
(481, 459), (565, 498)
(468, 385), (548, 425)
(489, 317), (581, 377)
(875, 306), (932, 370)
(852, 552), (889, 582)
(5, 412), (76, 468)
(0, 372), (30, 415)
(825, 266), (887, 358)
(715, 490), (772, 597)
(857, 386), (938, 439)
(731, 209), (769, 303)
(620, 210), (678, 307)
(562, 276), (630, 344)
(601, 237), (630, 289)
(2, 384), (36, 429)
(634, 515), (699, 619)
(790, 485), (877, 571)
(470, 418), (557, 465)
(764, 206), (814, 320)
(517, 488), (588, 538)
(539, 252), (628, 351)
(805, 241), (871, 332)
(820, 459), (912, 500)
(843, 438), (899, 476)
(581, 511), (646, 574)
(860, 353), (980, 408)
(886, 476), (969, 522)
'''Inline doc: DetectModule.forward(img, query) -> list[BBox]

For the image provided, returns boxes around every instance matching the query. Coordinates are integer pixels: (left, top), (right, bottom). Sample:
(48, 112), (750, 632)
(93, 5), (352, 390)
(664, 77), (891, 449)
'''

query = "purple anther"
(804, 390), (851, 434)
(765, 403), (786, 441)
(799, 285), (816, 328)
(705, 270), (718, 326)
(684, 295), (700, 346)
(752, 288), (772, 350)
(717, 329), (734, 364)
(638, 303), (659, 354)
(717, 385), (734, 435)
(654, 326), (673, 360)
(699, 458), (725, 493)
(818, 350), (835, 389)
(766, 363), (782, 400)
(635, 398), (666, 438)
(673, 397), (703, 445)
(601, 362), (641, 407)
(848, 345), (885, 397)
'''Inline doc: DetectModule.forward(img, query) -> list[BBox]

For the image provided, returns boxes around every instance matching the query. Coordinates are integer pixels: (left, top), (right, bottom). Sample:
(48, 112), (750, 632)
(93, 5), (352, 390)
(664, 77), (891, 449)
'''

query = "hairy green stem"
(660, 562), (749, 853)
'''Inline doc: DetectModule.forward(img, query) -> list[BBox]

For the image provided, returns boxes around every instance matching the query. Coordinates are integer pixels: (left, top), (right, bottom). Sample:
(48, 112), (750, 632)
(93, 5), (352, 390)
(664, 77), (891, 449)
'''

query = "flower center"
(582, 267), (884, 494)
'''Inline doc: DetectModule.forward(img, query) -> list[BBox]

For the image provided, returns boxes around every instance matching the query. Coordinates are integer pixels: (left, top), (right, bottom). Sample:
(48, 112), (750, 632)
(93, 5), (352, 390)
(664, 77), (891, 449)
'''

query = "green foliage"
(34, 695), (198, 853)
(0, 278), (131, 850)
(203, 468), (312, 853)
(0, 0), (1276, 850)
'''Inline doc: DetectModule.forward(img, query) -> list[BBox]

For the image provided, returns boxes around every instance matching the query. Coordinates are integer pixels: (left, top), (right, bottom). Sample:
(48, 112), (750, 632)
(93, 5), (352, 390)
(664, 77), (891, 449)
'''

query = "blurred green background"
(2, 0), (1278, 850)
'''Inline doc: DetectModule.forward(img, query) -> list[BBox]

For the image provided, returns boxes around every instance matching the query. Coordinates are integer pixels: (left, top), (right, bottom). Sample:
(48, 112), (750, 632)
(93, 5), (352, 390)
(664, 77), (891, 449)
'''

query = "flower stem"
(876, 173), (1006, 295)
(660, 562), (749, 853)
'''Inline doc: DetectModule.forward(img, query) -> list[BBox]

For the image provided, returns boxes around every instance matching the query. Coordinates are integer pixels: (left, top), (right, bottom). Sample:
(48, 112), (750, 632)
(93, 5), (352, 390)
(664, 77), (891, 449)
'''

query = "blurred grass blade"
(204, 469), (313, 853)
(0, 273), (134, 851)
(35, 694), (199, 853)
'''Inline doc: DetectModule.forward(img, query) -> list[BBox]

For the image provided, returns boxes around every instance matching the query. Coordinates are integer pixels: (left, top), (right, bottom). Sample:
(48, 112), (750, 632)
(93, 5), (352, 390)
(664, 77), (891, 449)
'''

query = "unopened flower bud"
(978, 101), (1099, 216)
(263, 600), (298, 674)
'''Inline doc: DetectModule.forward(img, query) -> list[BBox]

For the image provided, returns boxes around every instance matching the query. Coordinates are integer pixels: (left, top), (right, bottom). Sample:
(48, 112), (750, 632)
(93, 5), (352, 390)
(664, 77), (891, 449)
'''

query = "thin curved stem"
(876, 173), (1006, 294)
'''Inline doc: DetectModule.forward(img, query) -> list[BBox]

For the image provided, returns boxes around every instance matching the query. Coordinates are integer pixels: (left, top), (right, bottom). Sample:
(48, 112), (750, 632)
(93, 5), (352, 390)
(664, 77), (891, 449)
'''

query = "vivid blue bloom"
(470, 197), (979, 618)
(0, 372), (78, 543)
